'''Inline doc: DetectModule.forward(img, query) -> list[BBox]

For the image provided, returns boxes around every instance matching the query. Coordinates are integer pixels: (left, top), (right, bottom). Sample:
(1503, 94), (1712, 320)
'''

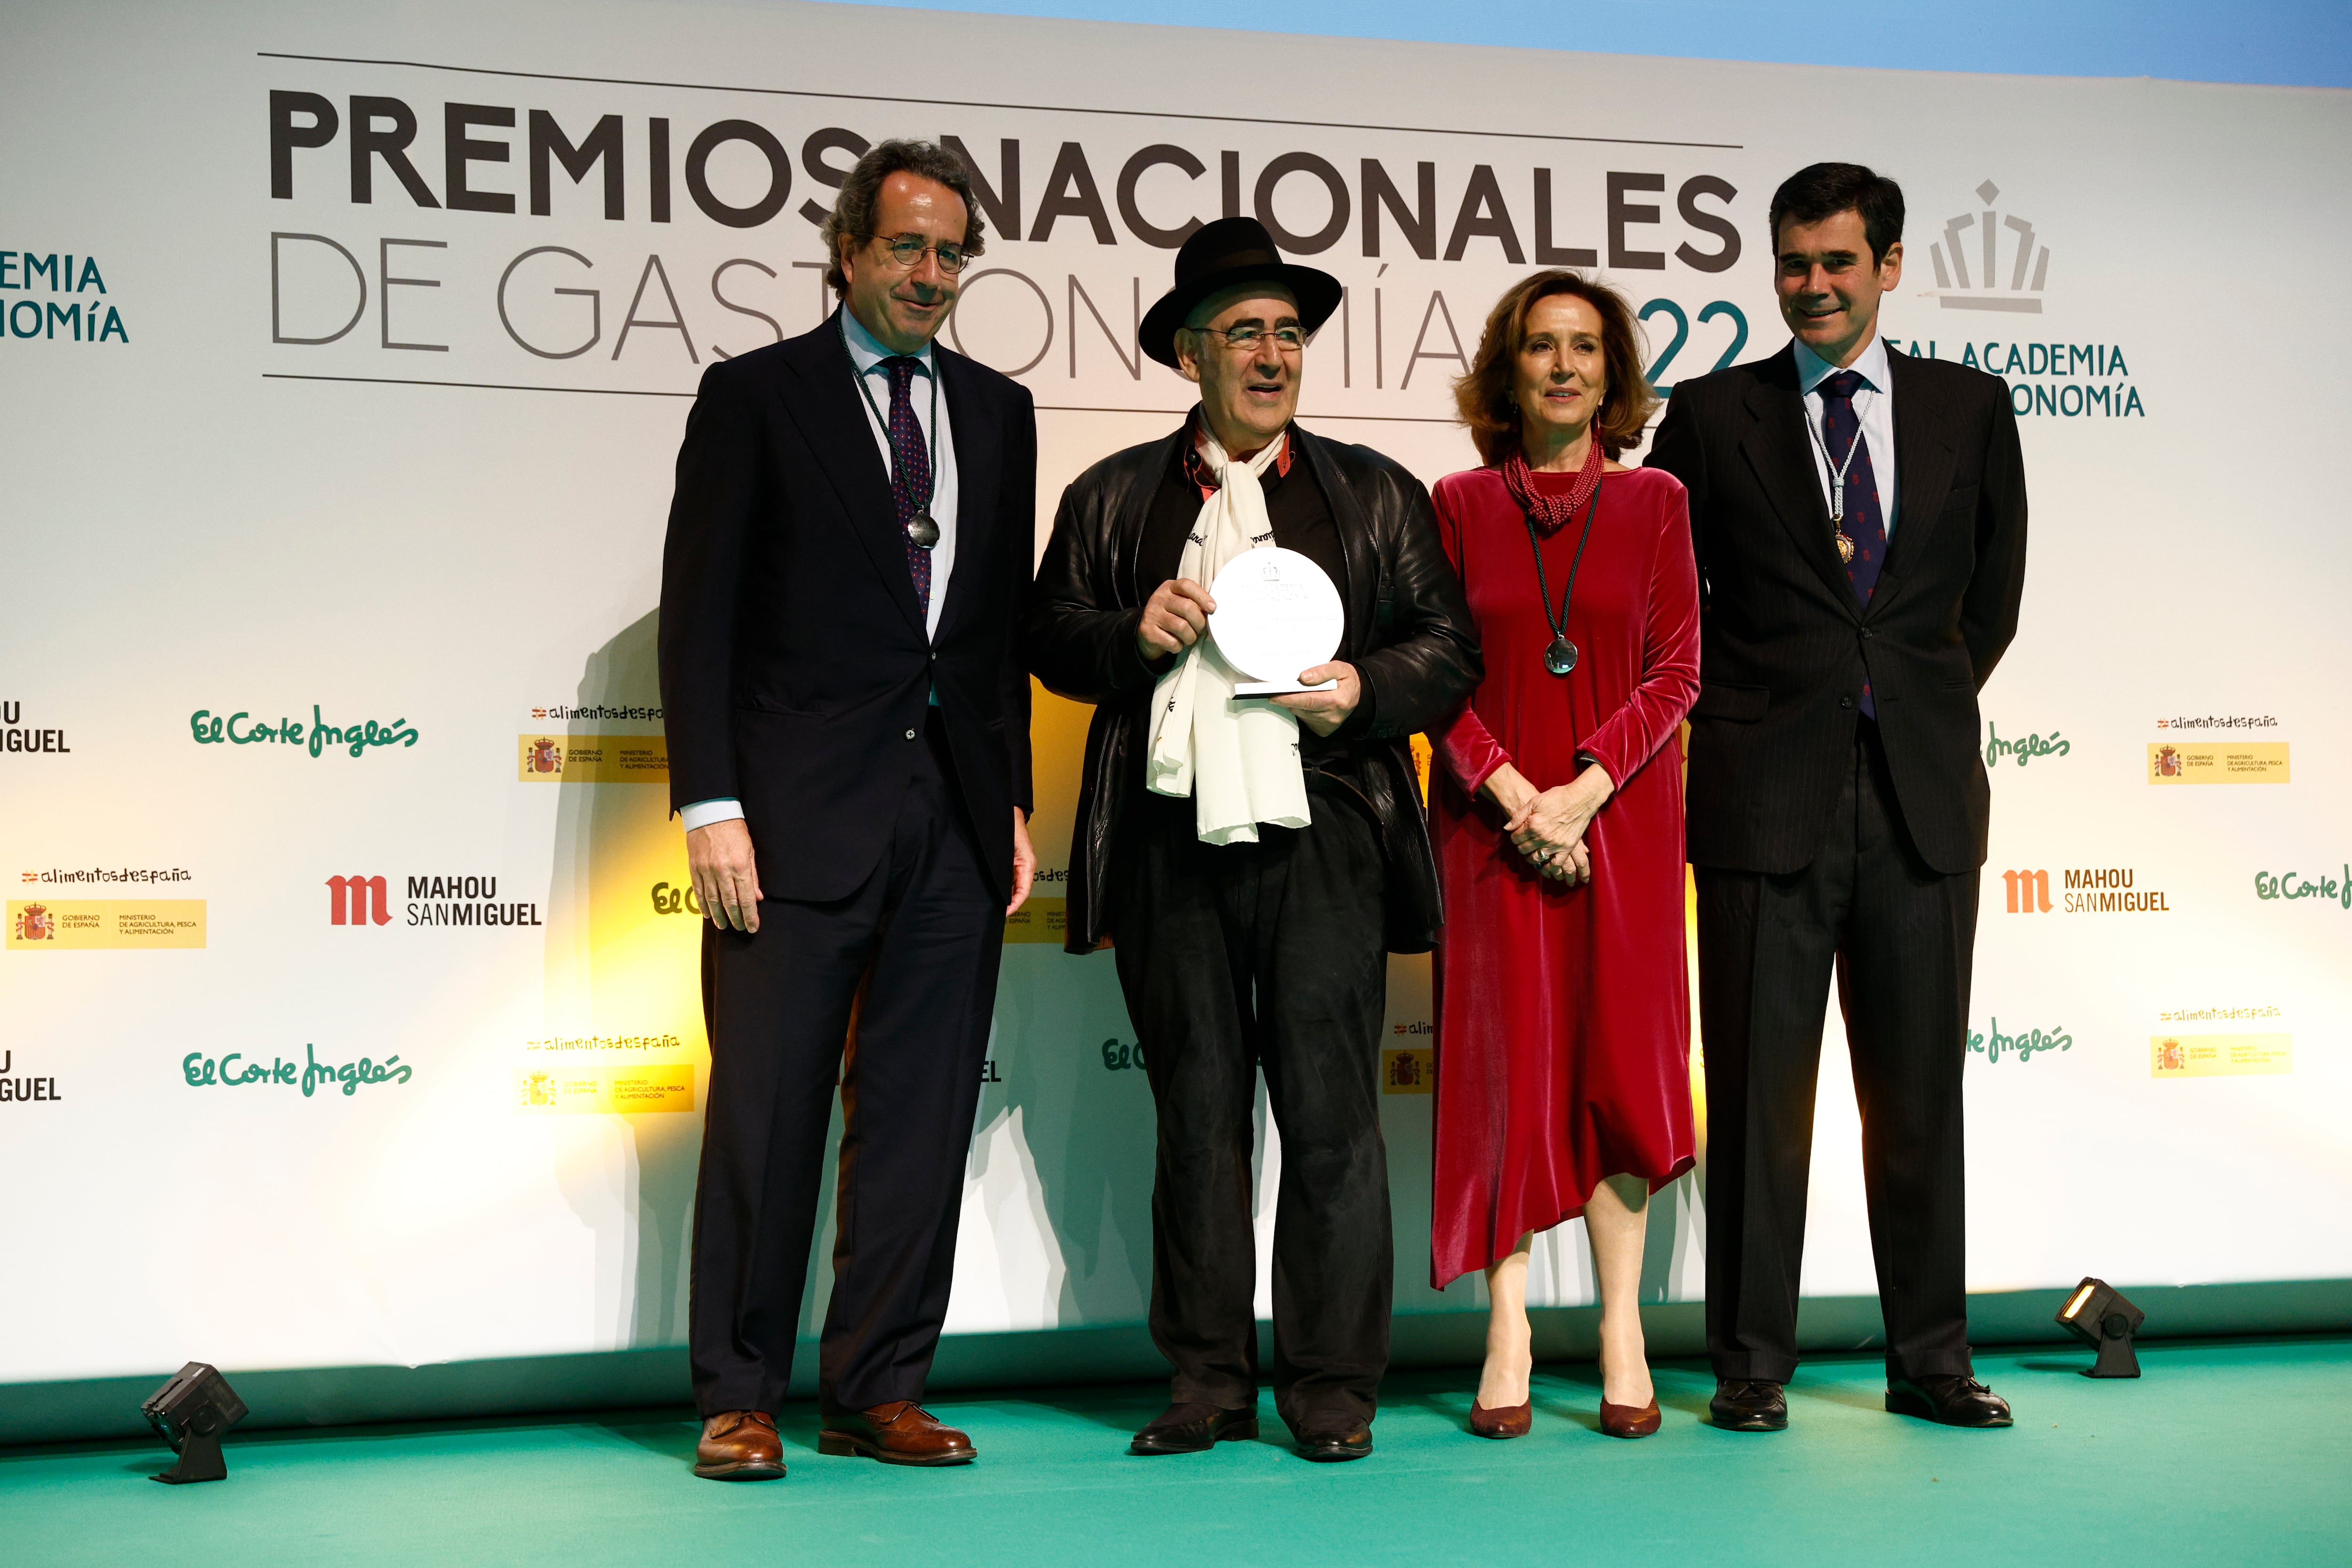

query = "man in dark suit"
(1645, 163), (2026, 1433)
(658, 139), (1037, 1480)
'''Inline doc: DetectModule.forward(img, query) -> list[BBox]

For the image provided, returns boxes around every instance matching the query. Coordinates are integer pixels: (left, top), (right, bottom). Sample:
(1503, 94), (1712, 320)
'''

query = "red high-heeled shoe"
(1598, 1396), (1661, 1438)
(1469, 1398), (1532, 1438)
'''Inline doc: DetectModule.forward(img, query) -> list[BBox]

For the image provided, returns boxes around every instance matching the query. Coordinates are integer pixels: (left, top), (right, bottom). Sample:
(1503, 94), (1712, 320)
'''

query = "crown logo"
(1930, 182), (2049, 314)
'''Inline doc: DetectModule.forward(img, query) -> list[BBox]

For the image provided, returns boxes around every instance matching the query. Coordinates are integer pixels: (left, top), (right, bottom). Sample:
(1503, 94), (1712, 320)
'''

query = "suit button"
(1840, 696), (1855, 709)
(904, 728), (918, 741)
(1860, 627), (1875, 640)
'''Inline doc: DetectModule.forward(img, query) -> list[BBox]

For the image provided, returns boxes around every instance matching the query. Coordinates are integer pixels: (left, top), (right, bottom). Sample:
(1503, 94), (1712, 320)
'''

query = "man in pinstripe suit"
(1645, 162), (2027, 1433)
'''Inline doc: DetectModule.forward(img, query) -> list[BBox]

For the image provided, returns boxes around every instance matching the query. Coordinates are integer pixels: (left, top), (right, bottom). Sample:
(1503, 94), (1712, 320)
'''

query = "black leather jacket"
(1022, 422), (1481, 955)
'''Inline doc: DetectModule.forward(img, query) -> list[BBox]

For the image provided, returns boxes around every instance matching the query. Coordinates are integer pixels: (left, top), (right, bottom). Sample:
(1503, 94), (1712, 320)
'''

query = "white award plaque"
(1208, 547), (1345, 696)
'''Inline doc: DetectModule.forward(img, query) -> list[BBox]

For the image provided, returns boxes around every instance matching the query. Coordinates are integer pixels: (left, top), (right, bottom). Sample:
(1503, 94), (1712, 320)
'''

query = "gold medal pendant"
(1835, 529), (1856, 564)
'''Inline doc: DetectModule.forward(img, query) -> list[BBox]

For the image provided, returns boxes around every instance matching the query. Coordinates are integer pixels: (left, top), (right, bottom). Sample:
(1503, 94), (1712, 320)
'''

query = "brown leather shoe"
(1599, 1396), (1662, 1438)
(818, 1401), (977, 1466)
(693, 1410), (786, 1480)
(1467, 1399), (1532, 1438)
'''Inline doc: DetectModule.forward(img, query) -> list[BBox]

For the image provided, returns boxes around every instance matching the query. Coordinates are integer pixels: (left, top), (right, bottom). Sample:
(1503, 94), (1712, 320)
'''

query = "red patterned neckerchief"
(1500, 434), (1605, 534)
(1184, 408), (1294, 500)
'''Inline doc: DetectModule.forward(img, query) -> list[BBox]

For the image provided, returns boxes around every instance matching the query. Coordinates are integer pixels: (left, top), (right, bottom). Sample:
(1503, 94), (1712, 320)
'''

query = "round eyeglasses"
(872, 235), (970, 274)
(1192, 324), (1307, 353)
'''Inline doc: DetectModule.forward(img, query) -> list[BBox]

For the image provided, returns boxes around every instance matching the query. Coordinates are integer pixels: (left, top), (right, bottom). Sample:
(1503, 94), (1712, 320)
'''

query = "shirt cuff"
(679, 798), (745, 832)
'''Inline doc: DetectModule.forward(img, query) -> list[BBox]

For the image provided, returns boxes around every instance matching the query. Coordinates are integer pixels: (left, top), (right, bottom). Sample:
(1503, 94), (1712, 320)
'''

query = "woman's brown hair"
(1453, 270), (1659, 465)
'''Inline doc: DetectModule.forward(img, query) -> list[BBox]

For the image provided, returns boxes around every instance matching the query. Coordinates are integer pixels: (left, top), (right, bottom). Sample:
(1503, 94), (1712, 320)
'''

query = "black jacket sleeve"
(1350, 460), (1482, 739)
(1644, 384), (1712, 608)
(1022, 469), (1160, 704)
(656, 359), (762, 815)
(1001, 390), (1040, 814)
(1960, 385), (2028, 690)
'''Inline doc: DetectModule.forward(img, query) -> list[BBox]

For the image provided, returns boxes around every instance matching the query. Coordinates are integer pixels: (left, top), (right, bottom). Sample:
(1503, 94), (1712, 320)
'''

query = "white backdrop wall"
(4, 0), (2349, 1388)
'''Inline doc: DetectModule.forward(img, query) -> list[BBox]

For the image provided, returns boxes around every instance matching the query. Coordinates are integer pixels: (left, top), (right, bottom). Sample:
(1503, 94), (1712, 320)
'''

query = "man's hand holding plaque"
(1267, 661), (1360, 736)
(1137, 577), (1217, 660)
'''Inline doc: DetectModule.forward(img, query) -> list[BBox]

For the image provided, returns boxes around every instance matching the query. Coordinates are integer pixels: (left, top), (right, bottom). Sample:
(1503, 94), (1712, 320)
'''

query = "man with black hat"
(1024, 217), (1480, 1462)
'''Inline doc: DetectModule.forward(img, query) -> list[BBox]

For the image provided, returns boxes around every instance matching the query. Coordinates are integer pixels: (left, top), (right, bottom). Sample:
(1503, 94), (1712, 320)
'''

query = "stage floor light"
(142, 1361), (249, 1483)
(2057, 1278), (2145, 1378)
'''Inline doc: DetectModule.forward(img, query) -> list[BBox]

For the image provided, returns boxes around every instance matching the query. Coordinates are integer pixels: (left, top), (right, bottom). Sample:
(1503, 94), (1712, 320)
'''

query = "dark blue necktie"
(1819, 368), (1882, 717)
(882, 356), (933, 613)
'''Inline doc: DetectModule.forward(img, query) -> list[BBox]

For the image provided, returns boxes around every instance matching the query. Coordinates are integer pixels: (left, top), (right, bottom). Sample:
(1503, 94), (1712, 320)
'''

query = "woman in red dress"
(1430, 271), (1700, 1440)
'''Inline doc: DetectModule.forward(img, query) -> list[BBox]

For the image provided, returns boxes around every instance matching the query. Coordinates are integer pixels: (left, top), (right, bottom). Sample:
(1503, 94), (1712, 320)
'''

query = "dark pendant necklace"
(1523, 478), (1602, 677)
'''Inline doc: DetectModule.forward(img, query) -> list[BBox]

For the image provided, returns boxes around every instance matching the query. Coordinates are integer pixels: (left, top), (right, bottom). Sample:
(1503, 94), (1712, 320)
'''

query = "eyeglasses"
(870, 234), (970, 274)
(1190, 324), (1307, 353)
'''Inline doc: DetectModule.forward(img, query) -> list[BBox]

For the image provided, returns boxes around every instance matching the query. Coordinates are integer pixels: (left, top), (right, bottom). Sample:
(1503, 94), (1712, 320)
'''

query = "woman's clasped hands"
(1486, 762), (1616, 886)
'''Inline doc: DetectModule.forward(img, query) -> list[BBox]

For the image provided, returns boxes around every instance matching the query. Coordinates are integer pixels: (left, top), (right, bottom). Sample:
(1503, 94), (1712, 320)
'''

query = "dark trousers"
(1111, 787), (1393, 1434)
(688, 713), (1003, 1418)
(1694, 720), (1979, 1385)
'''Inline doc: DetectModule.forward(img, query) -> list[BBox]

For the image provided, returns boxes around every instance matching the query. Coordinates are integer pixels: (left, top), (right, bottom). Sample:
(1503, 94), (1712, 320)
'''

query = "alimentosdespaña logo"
(9, 865), (206, 949)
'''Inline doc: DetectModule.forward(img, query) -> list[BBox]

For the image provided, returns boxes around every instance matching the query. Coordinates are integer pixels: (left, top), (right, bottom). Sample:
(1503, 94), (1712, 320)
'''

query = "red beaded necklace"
(1500, 431), (1605, 534)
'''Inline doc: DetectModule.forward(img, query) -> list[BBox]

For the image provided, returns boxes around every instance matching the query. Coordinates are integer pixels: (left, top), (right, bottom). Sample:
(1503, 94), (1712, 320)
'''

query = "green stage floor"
(7, 1338), (2347, 1567)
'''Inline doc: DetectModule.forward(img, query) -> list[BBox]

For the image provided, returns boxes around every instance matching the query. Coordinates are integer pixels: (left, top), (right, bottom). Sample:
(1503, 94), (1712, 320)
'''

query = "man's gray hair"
(821, 138), (988, 295)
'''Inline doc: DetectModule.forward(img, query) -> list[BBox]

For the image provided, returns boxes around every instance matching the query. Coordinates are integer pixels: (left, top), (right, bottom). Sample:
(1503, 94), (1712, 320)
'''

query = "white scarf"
(1144, 426), (1312, 845)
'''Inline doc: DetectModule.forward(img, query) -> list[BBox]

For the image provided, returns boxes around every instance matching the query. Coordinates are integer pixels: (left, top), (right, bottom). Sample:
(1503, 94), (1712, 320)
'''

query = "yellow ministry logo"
(8, 899), (206, 949)
(517, 734), (669, 782)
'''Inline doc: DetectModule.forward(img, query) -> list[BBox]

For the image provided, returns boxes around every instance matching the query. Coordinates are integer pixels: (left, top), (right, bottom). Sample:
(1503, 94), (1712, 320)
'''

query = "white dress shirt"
(1793, 332), (1899, 538)
(680, 308), (961, 834)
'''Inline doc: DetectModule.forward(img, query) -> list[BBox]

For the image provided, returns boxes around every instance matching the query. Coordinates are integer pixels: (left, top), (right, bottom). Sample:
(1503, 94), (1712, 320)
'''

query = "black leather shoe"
(1709, 1379), (1788, 1432)
(1129, 1402), (1258, 1455)
(1887, 1375), (2013, 1428)
(1294, 1426), (1374, 1462)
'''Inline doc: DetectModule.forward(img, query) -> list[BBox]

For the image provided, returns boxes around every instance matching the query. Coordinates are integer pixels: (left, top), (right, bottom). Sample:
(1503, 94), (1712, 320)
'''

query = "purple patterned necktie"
(1820, 367), (1883, 717)
(882, 355), (933, 613)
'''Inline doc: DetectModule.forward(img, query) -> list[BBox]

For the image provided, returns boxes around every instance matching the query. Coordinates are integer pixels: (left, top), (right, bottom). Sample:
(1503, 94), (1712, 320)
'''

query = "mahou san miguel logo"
(0, 1049), (65, 1104)
(2002, 866), (2171, 915)
(3, 700), (71, 755)
(328, 874), (542, 927)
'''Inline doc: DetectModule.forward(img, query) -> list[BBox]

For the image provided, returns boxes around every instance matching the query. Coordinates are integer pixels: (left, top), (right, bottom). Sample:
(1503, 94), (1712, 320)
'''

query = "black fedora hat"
(1140, 215), (1343, 369)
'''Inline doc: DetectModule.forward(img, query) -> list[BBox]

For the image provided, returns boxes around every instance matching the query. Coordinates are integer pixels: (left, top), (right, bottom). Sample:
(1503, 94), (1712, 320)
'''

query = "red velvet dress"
(1428, 463), (1702, 1287)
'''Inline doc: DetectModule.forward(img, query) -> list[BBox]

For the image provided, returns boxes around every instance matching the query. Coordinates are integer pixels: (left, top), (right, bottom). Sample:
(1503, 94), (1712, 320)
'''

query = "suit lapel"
(1738, 346), (1859, 618)
(773, 311), (924, 635)
(931, 347), (1000, 645)
(1875, 346), (1959, 613)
